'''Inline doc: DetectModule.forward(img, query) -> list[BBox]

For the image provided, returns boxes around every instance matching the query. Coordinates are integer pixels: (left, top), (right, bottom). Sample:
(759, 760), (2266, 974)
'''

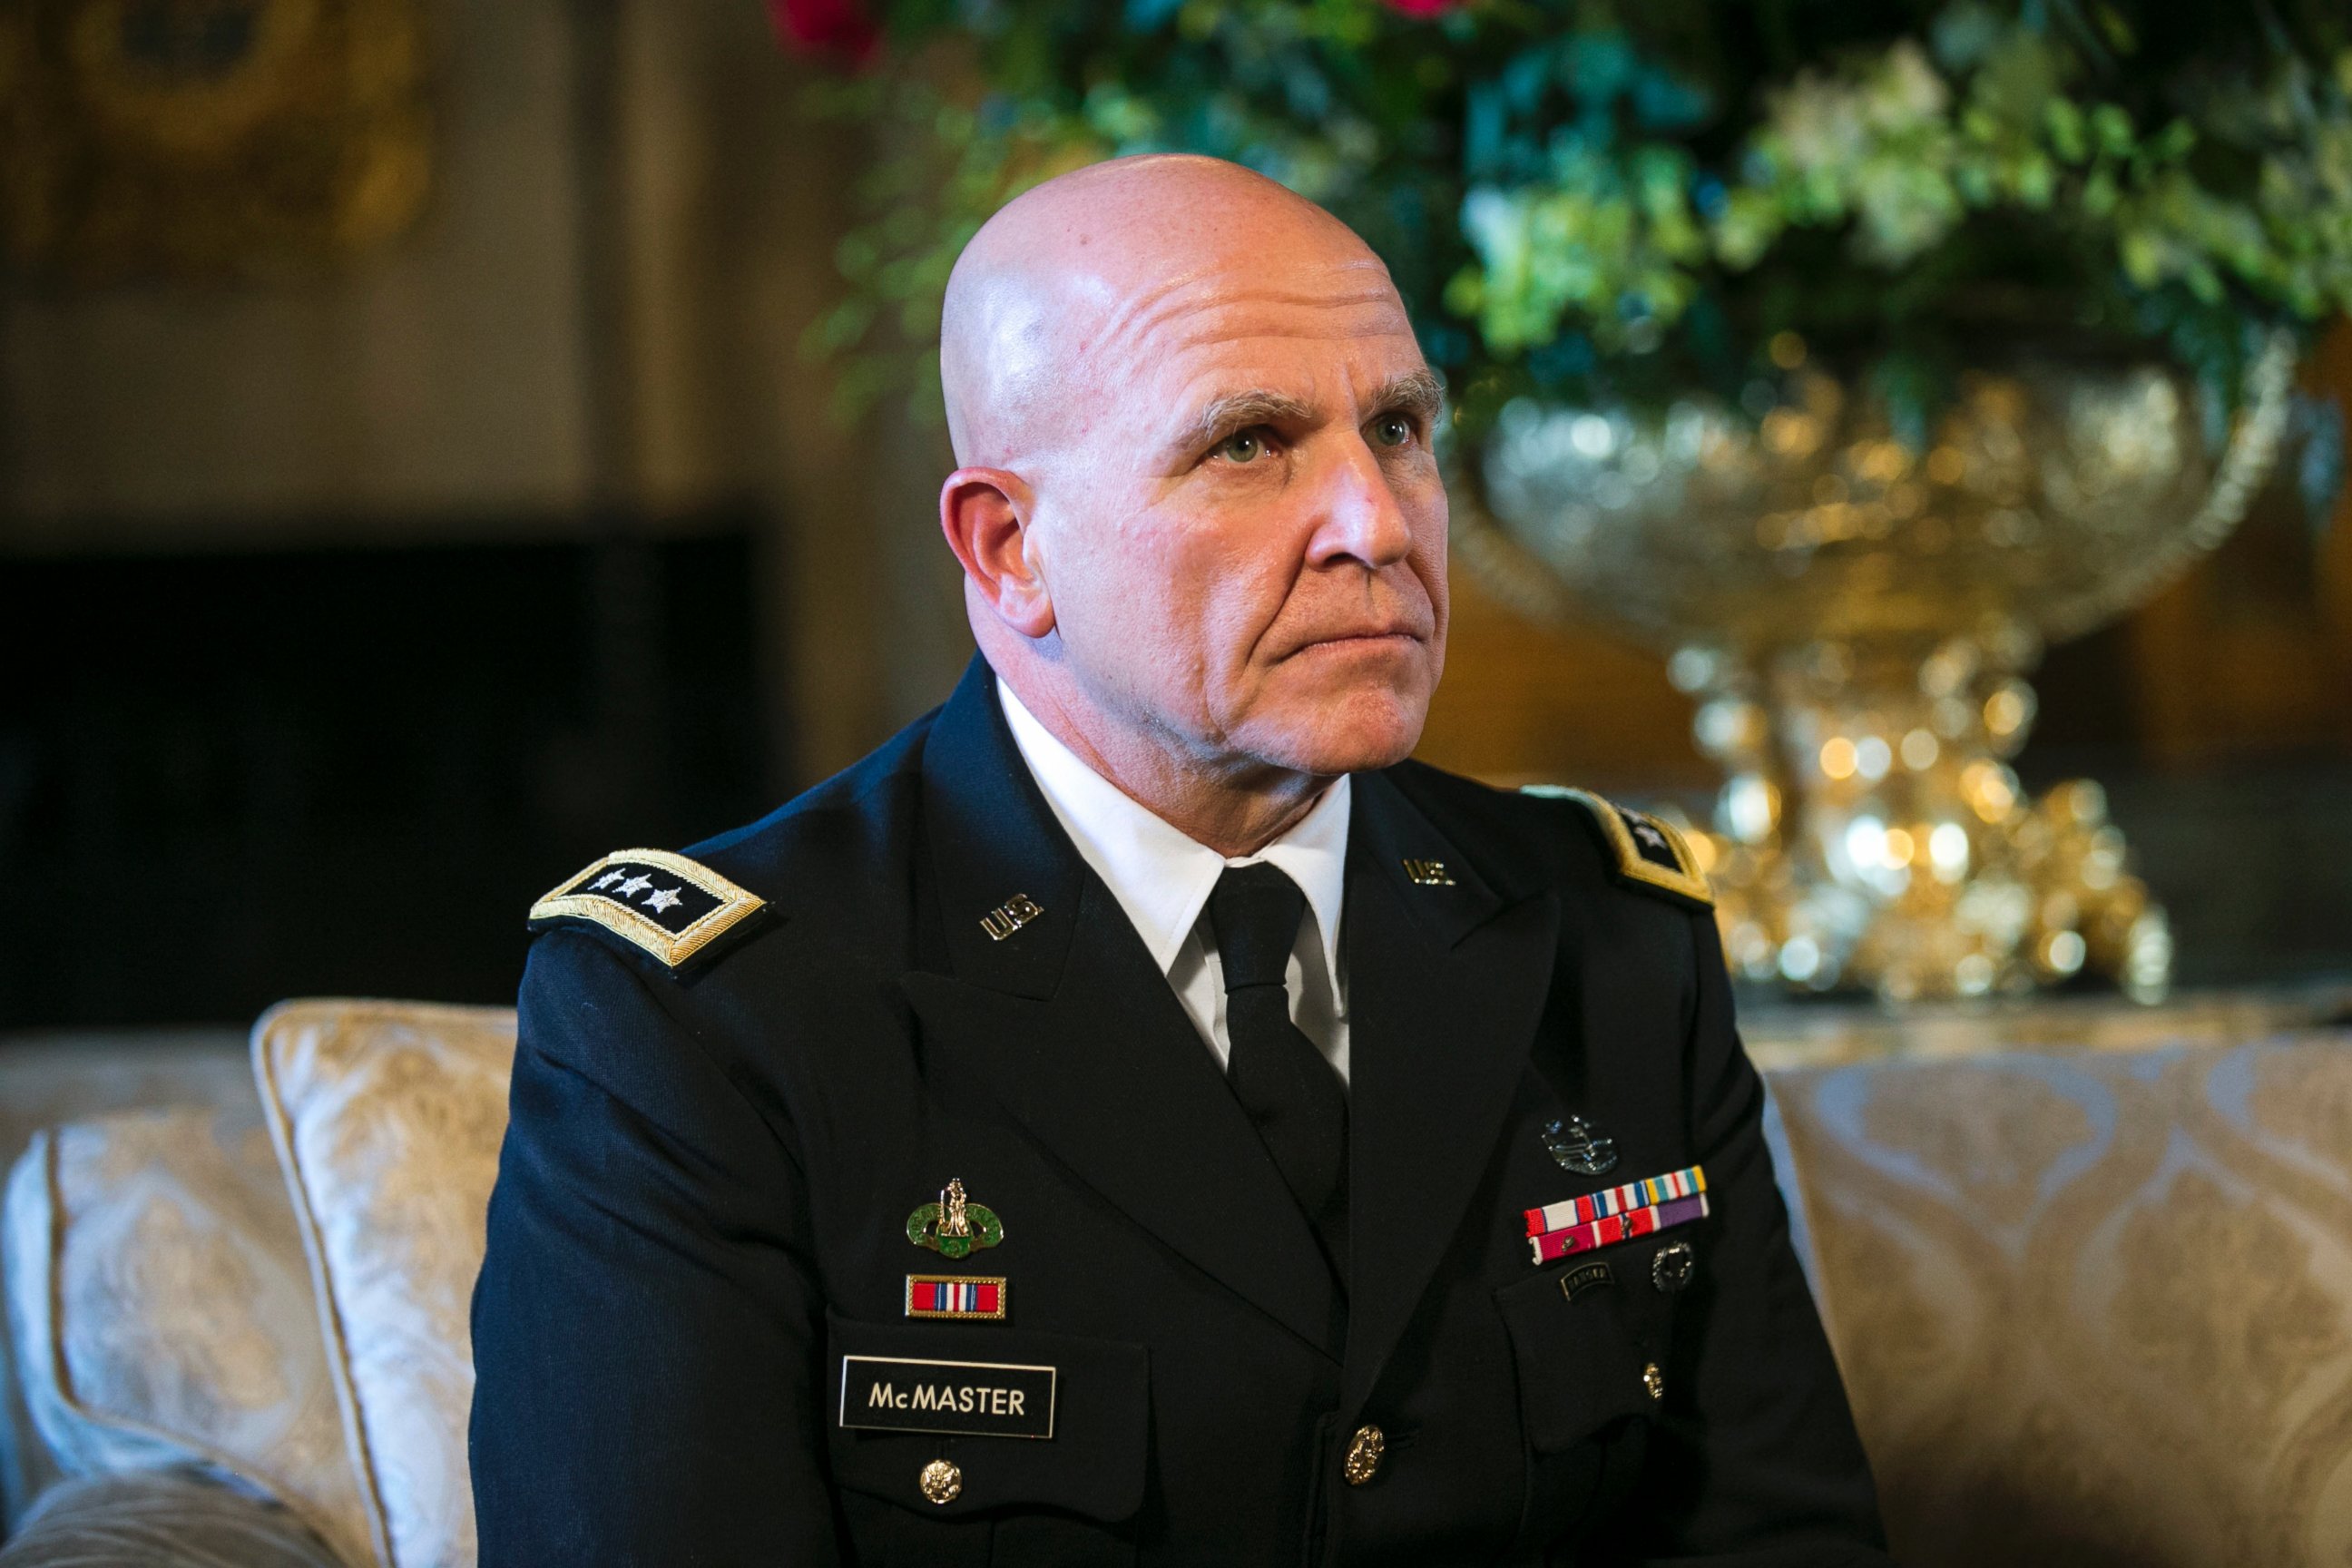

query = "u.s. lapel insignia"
(907, 1178), (1004, 1259)
(906, 1274), (1008, 1320)
(1542, 1114), (1619, 1176)
(1400, 858), (1455, 887)
(529, 848), (765, 970)
(979, 894), (1044, 942)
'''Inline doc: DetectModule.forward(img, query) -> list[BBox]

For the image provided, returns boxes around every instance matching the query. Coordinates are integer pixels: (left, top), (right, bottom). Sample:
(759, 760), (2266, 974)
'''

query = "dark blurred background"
(2, 0), (2347, 1029)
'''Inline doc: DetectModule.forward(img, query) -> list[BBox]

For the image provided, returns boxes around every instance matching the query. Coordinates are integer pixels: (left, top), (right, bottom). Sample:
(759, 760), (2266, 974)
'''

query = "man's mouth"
(1291, 628), (1423, 654)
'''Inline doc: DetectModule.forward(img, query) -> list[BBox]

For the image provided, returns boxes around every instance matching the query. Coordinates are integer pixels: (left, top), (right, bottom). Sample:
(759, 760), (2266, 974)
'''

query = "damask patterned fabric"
(0, 1470), (347, 1568)
(1771, 1032), (2352, 1568)
(0, 1032), (256, 1533)
(0, 1105), (373, 1568)
(253, 1000), (517, 1568)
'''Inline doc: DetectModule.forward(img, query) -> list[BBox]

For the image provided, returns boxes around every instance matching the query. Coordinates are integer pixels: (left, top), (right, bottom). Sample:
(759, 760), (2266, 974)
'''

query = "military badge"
(1541, 1114), (1618, 1176)
(1522, 785), (1714, 909)
(907, 1178), (1004, 1259)
(1651, 1240), (1697, 1294)
(528, 848), (766, 970)
(1558, 1260), (1614, 1302)
(979, 893), (1044, 942)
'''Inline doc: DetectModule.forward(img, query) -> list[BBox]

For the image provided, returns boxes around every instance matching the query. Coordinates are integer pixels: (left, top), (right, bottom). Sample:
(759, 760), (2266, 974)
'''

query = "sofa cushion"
(254, 1000), (515, 1568)
(0, 1105), (374, 1568)
(1770, 1033), (2352, 1568)
(0, 1031), (259, 1534)
(0, 1469), (348, 1568)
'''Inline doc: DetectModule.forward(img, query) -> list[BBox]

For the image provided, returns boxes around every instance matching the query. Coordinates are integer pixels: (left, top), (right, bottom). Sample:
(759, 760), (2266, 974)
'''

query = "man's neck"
(1001, 676), (1330, 858)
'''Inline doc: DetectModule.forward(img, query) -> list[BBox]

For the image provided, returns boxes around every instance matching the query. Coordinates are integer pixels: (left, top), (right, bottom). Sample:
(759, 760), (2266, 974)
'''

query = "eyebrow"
(1168, 389), (1316, 458)
(1369, 368), (1447, 426)
(1166, 368), (1447, 458)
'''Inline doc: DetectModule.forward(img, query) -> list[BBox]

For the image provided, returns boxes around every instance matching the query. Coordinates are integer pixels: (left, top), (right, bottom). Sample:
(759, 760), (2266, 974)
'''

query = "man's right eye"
(1216, 430), (1269, 464)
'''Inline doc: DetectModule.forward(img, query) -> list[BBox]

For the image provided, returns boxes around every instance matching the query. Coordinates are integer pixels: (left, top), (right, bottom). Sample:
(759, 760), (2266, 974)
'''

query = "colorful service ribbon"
(1524, 1165), (1709, 1266)
(905, 1276), (1006, 1318)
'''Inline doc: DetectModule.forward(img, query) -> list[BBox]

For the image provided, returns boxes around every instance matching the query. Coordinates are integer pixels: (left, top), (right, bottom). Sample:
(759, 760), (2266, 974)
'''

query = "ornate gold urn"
(1460, 334), (2296, 1003)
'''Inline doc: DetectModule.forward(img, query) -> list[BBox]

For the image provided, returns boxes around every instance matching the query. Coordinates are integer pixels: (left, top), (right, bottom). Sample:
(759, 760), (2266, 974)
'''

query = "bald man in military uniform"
(468, 155), (1890, 1566)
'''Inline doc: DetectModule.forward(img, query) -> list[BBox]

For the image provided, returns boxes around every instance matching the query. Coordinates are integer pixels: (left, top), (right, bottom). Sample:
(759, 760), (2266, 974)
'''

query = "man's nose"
(1304, 435), (1412, 569)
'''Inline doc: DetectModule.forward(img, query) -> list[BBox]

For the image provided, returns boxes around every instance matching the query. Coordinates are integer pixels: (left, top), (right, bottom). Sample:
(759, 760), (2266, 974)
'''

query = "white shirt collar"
(997, 678), (1350, 990)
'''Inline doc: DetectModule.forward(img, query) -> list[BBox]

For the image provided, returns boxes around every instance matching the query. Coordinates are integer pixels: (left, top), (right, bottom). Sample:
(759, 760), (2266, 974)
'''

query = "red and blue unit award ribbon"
(905, 1274), (1008, 1319)
(1524, 1165), (1708, 1266)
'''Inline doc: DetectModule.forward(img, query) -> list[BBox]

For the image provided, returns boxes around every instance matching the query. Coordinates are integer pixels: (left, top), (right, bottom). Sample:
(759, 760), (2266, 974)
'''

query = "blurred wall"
(0, 0), (969, 794)
(4, 0), (593, 530)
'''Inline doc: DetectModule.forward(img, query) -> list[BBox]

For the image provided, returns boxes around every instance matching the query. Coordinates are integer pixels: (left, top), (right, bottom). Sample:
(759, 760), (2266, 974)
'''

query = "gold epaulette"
(1522, 786), (1715, 910)
(528, 848), (767, 970)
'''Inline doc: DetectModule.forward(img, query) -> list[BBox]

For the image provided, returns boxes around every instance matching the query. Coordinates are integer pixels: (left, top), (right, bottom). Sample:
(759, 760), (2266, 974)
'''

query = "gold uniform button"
(1343, 1424), (1387, 1485)
(1642, 1363), (1665, 1401)
(918, 1458), (962, 1505)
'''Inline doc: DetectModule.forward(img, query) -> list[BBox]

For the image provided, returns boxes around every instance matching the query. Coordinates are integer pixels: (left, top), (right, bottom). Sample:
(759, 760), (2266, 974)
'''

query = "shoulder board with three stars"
(1521, 785), (1715, 910)
(528, 848), (768, 971)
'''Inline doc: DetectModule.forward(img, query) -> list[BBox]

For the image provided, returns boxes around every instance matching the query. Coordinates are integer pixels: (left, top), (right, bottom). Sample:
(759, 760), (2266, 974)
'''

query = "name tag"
(838, 1355), (1058, 1439)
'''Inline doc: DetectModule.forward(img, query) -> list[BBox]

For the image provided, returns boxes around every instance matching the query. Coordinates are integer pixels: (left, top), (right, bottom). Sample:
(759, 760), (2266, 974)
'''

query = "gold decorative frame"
(0, 0), (431, 280)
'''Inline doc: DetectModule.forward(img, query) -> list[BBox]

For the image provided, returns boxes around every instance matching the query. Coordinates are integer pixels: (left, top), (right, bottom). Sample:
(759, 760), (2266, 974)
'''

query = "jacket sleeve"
(1608, 908), (1894, 1567)
(468, 931), (839, 1566)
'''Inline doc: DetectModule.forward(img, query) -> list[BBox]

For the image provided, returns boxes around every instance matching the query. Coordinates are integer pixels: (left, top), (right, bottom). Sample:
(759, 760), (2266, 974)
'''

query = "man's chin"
(1244, 682), (1433, 778)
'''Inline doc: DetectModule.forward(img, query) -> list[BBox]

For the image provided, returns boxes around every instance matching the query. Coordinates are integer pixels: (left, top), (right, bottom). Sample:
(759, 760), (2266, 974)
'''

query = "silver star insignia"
(614, 874), (653, 898)
(643, 887), (683, 914)
(1633, 823), (1667, 848)
(592, 869), (627, 890)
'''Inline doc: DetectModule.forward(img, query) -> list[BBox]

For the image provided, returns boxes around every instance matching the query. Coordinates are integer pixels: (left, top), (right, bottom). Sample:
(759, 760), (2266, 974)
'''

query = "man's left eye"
(1370, 415), (1413, 448)
(1217, 430), (1269, 464)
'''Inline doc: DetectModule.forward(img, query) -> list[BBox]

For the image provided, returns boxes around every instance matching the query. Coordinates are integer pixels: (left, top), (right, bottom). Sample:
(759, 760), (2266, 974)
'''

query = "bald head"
(934, 153), (1448, 856)
(939, 156), (1397, 467)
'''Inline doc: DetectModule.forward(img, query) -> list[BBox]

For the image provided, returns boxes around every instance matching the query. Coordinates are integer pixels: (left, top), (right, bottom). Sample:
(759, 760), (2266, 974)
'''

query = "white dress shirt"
(998, 679), (1353, 1084)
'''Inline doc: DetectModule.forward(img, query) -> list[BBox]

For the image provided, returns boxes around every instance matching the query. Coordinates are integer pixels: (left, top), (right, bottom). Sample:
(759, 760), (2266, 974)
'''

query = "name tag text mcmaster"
(838, 1355), (1058, 1439)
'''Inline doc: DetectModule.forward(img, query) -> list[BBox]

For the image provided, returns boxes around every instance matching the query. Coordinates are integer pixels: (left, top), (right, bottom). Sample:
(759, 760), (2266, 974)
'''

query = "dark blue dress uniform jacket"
(467, 654), (1892, 1566)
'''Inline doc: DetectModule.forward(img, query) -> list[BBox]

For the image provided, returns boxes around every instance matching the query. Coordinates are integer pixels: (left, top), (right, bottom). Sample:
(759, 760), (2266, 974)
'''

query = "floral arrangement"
(777, 0), (2352, 441)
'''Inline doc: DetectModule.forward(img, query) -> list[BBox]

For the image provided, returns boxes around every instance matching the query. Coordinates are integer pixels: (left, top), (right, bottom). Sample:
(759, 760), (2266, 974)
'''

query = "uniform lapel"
(898, 657), (1344, 1359)
(1340, 771), (1559, 1413)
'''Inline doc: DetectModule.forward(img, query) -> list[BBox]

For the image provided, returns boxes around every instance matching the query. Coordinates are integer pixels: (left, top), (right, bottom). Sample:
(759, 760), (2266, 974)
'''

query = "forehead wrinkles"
(1096, 257), (1403, 358)
(1005, 259), (1409, 469)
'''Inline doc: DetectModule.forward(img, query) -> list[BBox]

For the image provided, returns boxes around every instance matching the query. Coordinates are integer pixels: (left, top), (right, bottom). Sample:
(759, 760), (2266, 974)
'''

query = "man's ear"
(940, 467), (1054, 638)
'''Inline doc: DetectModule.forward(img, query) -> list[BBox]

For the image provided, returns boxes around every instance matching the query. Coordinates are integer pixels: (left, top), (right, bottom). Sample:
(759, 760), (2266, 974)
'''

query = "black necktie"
(1208, 861), (1348, 1285)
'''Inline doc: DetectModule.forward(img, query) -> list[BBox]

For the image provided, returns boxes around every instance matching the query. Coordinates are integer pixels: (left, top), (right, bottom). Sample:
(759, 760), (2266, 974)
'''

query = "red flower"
(1384, 0), (1464, 14)
(767, 0), (880, 62)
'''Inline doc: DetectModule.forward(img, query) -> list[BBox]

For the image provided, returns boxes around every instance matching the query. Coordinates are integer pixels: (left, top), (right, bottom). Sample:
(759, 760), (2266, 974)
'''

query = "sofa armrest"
(0, 1471), (351, 1568)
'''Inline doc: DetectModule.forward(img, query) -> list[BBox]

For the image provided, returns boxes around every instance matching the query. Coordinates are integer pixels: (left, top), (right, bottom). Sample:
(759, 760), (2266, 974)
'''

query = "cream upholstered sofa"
(4, 997), (2352, 1566)
(0, 1002), (511, 1568)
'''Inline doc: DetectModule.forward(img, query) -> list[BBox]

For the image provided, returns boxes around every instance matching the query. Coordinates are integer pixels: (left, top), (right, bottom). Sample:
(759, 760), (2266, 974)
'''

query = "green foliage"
(811, 0), (2352, 431)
